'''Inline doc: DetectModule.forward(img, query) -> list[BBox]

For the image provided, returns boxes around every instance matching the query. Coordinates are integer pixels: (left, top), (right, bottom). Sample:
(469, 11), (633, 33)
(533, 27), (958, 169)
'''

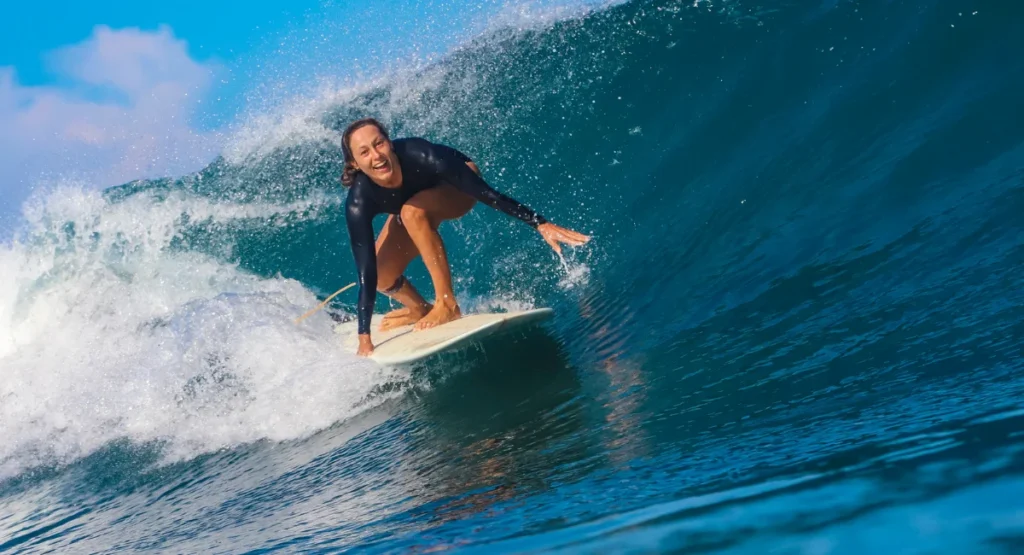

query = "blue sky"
(0, 0), (326, 131)
(1, 1), (320, 83)
(1, 0), (332, 235)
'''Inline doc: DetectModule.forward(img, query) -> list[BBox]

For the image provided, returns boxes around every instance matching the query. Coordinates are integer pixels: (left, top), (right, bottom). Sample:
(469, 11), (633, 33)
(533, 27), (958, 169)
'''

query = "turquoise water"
(2, 0), (1024, 552)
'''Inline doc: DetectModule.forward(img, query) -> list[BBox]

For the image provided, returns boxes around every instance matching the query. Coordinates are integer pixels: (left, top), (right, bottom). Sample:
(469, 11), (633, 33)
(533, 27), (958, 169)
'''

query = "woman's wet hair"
(341, 117), (390, 186)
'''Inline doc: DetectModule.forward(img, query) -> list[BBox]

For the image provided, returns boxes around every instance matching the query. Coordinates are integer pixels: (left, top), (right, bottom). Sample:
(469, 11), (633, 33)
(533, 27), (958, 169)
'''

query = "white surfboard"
(335, 308), (554, 365)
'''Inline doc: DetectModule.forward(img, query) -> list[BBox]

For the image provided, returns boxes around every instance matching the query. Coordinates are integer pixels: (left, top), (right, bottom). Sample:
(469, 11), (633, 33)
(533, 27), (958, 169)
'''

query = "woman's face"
(348, 125), (400, 185)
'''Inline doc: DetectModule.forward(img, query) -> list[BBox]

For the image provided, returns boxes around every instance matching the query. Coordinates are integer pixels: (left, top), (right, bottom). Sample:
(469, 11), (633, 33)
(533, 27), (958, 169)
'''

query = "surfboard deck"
(334, 308), (554, 365)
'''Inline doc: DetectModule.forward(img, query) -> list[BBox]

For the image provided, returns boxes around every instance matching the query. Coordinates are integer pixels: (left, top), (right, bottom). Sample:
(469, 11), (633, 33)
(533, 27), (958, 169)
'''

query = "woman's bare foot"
(380, 304), (431, 331)
(414, 299), (461, 330)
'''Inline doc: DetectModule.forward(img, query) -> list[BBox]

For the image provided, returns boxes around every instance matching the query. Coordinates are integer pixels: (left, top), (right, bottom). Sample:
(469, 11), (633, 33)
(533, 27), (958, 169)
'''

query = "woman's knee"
(399, 203), (432, 228)
(376, 273), (404, 293)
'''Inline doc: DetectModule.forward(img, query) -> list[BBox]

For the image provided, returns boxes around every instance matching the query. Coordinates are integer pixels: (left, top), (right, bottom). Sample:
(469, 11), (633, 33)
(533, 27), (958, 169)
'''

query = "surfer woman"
(341, 118), (590, 356)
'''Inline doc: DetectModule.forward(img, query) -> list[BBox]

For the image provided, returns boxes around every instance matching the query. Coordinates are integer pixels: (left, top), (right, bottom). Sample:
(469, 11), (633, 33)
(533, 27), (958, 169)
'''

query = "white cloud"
(0, 25), (223, 226)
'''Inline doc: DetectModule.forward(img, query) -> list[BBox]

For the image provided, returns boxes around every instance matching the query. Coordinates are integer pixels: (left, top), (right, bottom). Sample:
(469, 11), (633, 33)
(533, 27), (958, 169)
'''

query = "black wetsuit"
(345, 137), (547, 334)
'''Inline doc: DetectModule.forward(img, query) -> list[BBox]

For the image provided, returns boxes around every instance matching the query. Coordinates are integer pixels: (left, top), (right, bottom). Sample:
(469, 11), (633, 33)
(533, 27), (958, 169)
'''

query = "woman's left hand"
(537, 222), (591, 255)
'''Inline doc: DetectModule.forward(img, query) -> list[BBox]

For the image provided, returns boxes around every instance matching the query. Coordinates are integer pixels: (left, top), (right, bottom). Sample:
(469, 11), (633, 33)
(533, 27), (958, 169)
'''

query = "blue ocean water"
(2, 0), (1023, 552)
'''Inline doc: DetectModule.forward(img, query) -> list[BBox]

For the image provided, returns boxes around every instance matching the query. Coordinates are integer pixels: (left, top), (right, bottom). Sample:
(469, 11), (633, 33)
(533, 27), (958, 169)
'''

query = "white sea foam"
(0, 184), (400, 480)
(557, 254), (593, 290)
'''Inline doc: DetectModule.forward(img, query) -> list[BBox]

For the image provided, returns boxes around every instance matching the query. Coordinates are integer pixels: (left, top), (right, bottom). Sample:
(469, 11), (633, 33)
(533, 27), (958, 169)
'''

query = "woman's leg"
(374, 214), (431, 330)
(399, 183), (476, 329)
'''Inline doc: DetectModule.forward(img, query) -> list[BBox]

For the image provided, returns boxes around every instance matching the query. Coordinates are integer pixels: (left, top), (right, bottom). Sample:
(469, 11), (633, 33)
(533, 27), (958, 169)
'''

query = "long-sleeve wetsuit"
(344, 137), (547, 335)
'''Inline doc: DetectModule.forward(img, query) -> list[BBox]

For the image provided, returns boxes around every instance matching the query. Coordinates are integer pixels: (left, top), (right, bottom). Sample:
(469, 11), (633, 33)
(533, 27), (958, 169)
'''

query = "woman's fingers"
(563, 232), (589, 245)
(564, 226), (590, 240)
(547, 237), (562, 255)
(538, 223), (591, 253)
(556, 228), (589, 245)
